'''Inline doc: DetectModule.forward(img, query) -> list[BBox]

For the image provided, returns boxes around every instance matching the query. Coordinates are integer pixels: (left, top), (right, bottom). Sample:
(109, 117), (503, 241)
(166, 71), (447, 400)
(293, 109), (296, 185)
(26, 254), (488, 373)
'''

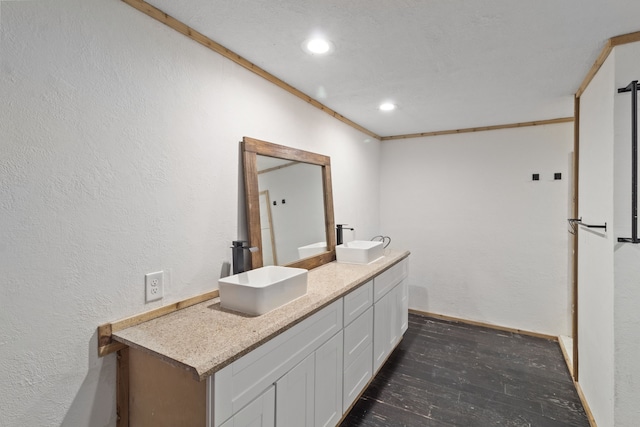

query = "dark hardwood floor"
(341, 314), (589, 427)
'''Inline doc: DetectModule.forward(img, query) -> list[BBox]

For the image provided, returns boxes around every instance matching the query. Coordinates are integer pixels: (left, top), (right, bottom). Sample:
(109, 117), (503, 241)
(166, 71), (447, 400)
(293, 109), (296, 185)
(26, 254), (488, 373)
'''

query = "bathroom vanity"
(109, 250), (409, 427)
(98, 137), (410, 426)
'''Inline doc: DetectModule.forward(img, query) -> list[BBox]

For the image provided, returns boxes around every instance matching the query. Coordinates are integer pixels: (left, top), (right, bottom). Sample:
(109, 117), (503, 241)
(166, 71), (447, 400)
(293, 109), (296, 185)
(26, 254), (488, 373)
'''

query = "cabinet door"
(215, 300), (343, 426)
(374, 279), (409, 373)
(388, 284), (401, 349)
(220, 385), (275, 427)
(315, 331), (343, 427)
(373, 290), (392, 373)
(275, 353), (315, 427)
(398, 279), (408, 335)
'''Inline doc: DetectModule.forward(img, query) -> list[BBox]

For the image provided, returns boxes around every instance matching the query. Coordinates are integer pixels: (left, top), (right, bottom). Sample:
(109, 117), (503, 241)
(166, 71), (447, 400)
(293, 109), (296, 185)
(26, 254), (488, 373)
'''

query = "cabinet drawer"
(214, 299), (343, 427)
(219, 385), (275, 427)
(373, 259), (407, 302)
(342, 343), (373, 412)
(343, 306), (372, 369)
(343, 281), (373, 327)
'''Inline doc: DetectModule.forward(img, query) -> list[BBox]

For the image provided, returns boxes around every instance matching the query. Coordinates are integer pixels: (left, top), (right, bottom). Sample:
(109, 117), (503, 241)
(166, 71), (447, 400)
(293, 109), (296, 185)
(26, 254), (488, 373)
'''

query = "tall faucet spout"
(231, 240), (257, 274)
(336, 224), (354, 246)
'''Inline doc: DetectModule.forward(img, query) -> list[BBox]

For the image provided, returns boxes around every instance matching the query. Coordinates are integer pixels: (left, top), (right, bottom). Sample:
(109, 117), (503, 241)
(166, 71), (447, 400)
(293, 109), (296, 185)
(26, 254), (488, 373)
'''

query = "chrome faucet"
(336, 224), (354, 246)
(231, 240), (258, 274)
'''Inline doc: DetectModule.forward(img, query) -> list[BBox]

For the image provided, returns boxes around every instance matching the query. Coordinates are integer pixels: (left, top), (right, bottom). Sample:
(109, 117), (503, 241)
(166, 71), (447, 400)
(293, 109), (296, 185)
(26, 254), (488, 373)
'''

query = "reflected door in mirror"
(259, 190), (277, 265)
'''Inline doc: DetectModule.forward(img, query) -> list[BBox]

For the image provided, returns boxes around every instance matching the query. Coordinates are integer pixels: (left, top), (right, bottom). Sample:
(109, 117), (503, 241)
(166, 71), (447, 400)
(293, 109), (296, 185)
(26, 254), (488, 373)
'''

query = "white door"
(314, 331), (343, 427)
(398, 279), (409, 335)
(259, 191), (277, 265)
(275, 353), (315, 427)
(373, 291), (392, 373)
(389, 285), (401, 349)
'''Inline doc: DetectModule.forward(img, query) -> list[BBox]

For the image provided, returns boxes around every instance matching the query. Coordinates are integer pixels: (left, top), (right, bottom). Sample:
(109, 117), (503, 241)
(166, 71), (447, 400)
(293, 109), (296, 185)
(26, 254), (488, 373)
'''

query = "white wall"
(612, 42), (640, 426)
(0, 1), (380, 426)
(380, 123), (573, 336)
(577, 51), (616, 427)
(578, 41), (640, 427)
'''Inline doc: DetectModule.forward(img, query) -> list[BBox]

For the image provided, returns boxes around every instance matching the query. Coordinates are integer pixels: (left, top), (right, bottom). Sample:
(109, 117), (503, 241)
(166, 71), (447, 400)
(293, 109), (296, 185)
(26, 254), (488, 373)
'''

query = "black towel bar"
(617, 81), (640, 243)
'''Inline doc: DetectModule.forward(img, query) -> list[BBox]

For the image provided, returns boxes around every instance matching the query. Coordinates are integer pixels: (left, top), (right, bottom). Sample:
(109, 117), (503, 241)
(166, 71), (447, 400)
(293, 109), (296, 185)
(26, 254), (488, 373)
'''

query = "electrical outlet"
(145, 271), (163, 302)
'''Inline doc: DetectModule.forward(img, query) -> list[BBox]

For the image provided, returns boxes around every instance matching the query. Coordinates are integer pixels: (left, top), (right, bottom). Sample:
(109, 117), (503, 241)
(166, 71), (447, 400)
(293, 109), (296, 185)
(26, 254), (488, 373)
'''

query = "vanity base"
(125, 347), (207, 427)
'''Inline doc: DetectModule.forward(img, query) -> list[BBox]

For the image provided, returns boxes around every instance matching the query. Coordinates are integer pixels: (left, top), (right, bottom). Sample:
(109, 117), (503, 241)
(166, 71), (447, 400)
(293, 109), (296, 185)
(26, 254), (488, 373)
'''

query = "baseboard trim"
(558, 335), (574, 377)
(559, 337), (598, 426)
(408, 309), (558, 341)
(574, 381), (598, 427)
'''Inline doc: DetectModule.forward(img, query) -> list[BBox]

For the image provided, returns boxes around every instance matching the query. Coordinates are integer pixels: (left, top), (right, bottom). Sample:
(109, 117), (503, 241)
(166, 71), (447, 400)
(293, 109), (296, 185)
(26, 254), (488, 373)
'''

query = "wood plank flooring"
(341, 314), (589, 427)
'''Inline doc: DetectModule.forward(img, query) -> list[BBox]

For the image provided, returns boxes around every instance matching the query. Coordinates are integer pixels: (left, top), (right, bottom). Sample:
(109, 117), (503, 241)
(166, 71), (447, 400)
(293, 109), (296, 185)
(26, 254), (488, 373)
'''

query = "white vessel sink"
(218, 266), (308, 316)
(336, 240), (384, 264)
(297, 241), (327, 259)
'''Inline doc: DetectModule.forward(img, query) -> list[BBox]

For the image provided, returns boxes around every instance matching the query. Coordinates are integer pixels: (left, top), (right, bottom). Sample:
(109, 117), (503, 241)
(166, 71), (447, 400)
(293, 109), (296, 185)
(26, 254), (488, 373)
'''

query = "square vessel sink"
(336, 240), (384, 264)
(297, 241), (327, 259)
(218, 266), (308, 316)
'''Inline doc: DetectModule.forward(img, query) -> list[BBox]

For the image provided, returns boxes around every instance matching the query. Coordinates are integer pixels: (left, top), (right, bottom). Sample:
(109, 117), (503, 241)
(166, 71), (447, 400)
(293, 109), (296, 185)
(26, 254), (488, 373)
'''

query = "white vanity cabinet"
(212, 300), (343, 427)
(222, 330), (343, 427)
(373, 260), (408, 373)
(213, 260), (407, 427)
(121, 255), (409, 427)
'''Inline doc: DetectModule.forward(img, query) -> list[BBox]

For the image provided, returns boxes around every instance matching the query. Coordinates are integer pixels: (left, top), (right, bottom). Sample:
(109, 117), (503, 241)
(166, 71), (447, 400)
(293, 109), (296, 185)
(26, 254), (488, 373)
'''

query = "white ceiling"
(148, 0), (640, 138)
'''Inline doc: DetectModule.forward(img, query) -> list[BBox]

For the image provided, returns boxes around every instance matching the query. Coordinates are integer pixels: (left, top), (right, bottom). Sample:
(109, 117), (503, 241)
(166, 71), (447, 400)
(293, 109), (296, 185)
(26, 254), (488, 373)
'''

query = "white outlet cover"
(145, 271), (163, 302)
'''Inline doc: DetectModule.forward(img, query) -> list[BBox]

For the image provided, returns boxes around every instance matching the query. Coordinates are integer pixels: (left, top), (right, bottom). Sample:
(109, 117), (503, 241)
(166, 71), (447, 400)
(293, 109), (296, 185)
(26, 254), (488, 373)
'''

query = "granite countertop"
(113, 249), (410, 381)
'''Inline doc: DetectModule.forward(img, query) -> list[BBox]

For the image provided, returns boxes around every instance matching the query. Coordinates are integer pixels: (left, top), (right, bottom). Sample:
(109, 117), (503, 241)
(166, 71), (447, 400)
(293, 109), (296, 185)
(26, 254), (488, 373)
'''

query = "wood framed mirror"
(242, 136), (336, 270)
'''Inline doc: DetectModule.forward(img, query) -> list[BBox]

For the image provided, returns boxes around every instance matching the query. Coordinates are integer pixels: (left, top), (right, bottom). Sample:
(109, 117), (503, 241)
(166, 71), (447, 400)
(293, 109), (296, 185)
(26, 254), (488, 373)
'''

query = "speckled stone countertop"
(113, 249), (410, 381)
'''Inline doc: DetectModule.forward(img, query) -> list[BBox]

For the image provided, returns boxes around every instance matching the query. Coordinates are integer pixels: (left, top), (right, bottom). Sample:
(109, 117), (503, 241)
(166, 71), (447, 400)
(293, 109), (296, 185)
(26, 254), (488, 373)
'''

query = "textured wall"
(0, 1), (380, 425)
(612, 42), (640, 427)
(380, 123), (573, 336)
(575, 40), (640, 427)
(577, 50), (616, 427)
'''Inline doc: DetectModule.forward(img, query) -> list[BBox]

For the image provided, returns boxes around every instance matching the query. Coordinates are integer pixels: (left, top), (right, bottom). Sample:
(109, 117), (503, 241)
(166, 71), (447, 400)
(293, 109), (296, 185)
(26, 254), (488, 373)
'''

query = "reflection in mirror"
(257, 156), (326, 265)
(242, 137), (336, 270)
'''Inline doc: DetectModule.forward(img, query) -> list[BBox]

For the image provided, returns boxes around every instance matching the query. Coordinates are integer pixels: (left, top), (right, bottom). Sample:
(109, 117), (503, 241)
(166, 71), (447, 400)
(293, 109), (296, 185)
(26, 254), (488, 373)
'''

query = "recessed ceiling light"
(379, 102), (396, 111)
(303, 38), (333, 55)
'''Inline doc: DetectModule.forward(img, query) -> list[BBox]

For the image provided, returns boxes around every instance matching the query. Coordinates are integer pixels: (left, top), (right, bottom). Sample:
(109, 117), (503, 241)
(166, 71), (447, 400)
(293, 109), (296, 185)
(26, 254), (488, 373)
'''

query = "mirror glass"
(257, 156), (326, 265)
(243, 137), (336, 270)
